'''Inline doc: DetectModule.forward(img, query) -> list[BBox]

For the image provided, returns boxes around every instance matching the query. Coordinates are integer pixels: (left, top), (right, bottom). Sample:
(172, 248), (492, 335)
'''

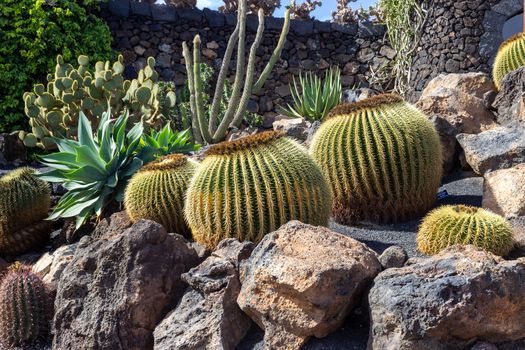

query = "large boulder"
(154, 239), (253, 350)
(33, 243), (77, 292)
(237, 221), (381, 350)
(456, 123), (525, 175)
(483, 163), (525, 218)
(368, 245), (525, 350)
(417, 73), (496, 172)
(52, 219), (201, 350)
(493, 66), (525, 126)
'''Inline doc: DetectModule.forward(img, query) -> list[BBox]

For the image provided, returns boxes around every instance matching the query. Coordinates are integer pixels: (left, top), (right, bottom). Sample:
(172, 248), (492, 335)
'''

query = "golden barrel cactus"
(493, 32), (525, 90)
(417, 205), (515, 256)
(0, 168), (51, 256)
(185, 131), (332, 248)
(124, 154), (198, 236)
(310, 94), (443, 225)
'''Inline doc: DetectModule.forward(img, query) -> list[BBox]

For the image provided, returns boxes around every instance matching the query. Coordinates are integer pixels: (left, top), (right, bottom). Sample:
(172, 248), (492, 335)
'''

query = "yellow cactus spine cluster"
(417, 205), (515, 256)
(492, 32), (525, 90)
(310, 94), (443, 225)
(124, 154), (198, 236)
(185, 131), (332, 248)
(0, 168), (51, 256)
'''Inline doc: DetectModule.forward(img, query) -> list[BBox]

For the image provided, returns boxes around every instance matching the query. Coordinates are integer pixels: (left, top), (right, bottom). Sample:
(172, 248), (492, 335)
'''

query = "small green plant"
(310, 94), (443, 225)
(183, 0), (290, 144)
(141, 125), (202, 161)
(279, 67), (342, 121)
(185, 131), (332, 248)
(0, 0), (113, 133)
(125, 154), (198, 236)
(21, 54), (173, 150)
(38, 109), (149, 228)
(0, 168), (51, 256)
(0, 264), (53, 349)
(492, 33), (525, 90)
(417, 205), (515, 256)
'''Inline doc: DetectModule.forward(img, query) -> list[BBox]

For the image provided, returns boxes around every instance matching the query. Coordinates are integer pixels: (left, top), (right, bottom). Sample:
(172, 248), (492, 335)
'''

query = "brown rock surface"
(483, 163), (525, 218)
(237, 221), (381, 350)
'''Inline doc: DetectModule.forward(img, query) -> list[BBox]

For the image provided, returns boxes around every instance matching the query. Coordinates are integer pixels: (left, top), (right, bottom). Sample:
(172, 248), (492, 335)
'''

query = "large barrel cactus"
(310, 94), (443, 225)
(185, 131), (332, 248)
(493, 32), (525, 90)
(0, 168), (51, 256)
(0, 265), (53, 348)
(124, 154), (198, 236)
(417, 205), (515, 256)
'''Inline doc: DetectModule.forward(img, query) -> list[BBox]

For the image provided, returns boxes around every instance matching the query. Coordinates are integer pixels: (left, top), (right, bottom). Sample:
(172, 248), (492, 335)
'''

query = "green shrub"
(0, 0), (113, 133)
(140, 125), (202, 162)
(279, 67), (342, 121)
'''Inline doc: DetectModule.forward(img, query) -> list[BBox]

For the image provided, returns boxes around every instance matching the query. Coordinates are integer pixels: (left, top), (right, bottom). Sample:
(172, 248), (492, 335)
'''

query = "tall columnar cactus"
(0, 264), (53, 349)
(185, 131), (332, 248)
(124, 154), (198, 236)
(310, 94), (443, 225)
(183, 0), (290, 144)
(492, 32), (525, 90)
(417, 205), (515, 256)
(21, 54), (174, 149)
(0, 168), (51, 256)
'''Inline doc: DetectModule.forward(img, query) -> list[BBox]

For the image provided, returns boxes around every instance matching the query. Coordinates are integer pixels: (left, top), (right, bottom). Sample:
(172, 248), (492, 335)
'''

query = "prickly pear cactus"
(21, 54), (175, 149)
(417, 205), (515, 256)
(310, 94), (443, 225)
(185, 131), (332, 248)
(0, 168), (51, 256)
(493, 32), (525, 90)
(0, 264), (53, 349)
(124, 154), (198, 236)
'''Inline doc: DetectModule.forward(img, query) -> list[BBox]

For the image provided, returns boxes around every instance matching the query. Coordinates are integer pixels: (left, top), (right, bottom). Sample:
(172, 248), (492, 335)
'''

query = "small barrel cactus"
(0, 168), (51, 256)
(493, 32), (525, 90)
(417, 205), (515, 256)
(185, 131), (332, 248)
(124, 154), (198, 236)
(310, 93), (443, 225)
(0, 264), (53, 348)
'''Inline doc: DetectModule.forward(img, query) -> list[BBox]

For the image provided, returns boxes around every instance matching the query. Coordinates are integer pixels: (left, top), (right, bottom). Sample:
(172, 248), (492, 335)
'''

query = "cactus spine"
(182, 0), (290, 144)
(0, 265), (53, 348)
(310, 94), (443, 225)
(492, 32), (525, 90)
(417, 205), (515, 256)
(185, 131), (332, 248)
(124, 154), (198, 236)
(0, 168), (51, 256)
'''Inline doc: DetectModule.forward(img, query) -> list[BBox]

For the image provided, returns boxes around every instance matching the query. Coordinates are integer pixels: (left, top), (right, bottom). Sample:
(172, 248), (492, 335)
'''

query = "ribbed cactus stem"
(182, 41), (203, 144)
(252, 9), (291, 95)
(417, 205), (515, 256)
(0, 265), (52, 348)
(193, 35), (213, 144)
(492, 32), (525, 90)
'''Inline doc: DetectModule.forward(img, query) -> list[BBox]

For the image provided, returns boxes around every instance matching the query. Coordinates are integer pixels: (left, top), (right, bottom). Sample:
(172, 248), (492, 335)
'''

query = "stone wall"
(102, 0), (394, 117)
(410, 0), (523, 99)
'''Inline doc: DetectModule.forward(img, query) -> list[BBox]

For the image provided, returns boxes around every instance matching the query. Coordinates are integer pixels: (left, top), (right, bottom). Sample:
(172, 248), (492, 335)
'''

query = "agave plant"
(279, 67), (342, 121)
(38, 109), (148, 228)
(141, 125), (201, 161)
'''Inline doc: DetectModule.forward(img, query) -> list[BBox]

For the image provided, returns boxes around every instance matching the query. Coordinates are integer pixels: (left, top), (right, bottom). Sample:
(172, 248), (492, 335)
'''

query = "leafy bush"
(0, 0), (113, 133)
(38, 109), (148, 228)
(279, 67), (342, 121)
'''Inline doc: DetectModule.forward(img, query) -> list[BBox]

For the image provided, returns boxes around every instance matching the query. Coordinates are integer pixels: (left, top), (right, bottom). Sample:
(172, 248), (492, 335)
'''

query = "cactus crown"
(206, 130), (285, 156)
(0, 264), (52, 348)
(140, 153), (188, 172)
(417, 205), (515, 256)
(492, 31), (525, 90)
(326, 93), (404, 118)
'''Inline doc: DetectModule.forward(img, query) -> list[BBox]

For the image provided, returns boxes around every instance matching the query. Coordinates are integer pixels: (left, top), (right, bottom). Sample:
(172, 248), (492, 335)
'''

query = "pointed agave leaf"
(75, 145), (107, 172)
(77, 112), (98, 151)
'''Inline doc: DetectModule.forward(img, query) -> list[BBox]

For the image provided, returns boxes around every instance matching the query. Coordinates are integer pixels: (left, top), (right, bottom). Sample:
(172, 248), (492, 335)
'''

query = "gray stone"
(0, 132), (26, 166)
(494, 67), (525, 126)
(331, 23), (358, 35)
(291, 20), (314, 36)
(130, 1), (151, 17)
(273, 117), (310, 141)
(457, 124), (525, 175)
(358, 21), (386, 37)
(378, 246), (408, 269)
(154, 239), (253, 350)
(491, 0), (522, 17)
(204, 8), (225, 27)
(151, 4), (177, 22)
(52, 220), (201, 350)
(314, 20), (331, 33)
(266, 16), (285, 31)
(368, 245), (525, 349)
(176, 8), (203, 22)
(108, 0), (129, 17)
(156, 52), (172, 68)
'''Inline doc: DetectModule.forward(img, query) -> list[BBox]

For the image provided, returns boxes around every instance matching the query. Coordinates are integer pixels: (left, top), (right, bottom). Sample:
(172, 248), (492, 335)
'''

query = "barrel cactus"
(185, 131), (332, 248)
(493, 32), (525, 90)
(417, 205), (515, 256)
(21, 54), (175, 149)
(124, 154), (198, 236)
(0, 264), (53, 349)
(0, 168), (51, 256)
(310, 93), (443, 225)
